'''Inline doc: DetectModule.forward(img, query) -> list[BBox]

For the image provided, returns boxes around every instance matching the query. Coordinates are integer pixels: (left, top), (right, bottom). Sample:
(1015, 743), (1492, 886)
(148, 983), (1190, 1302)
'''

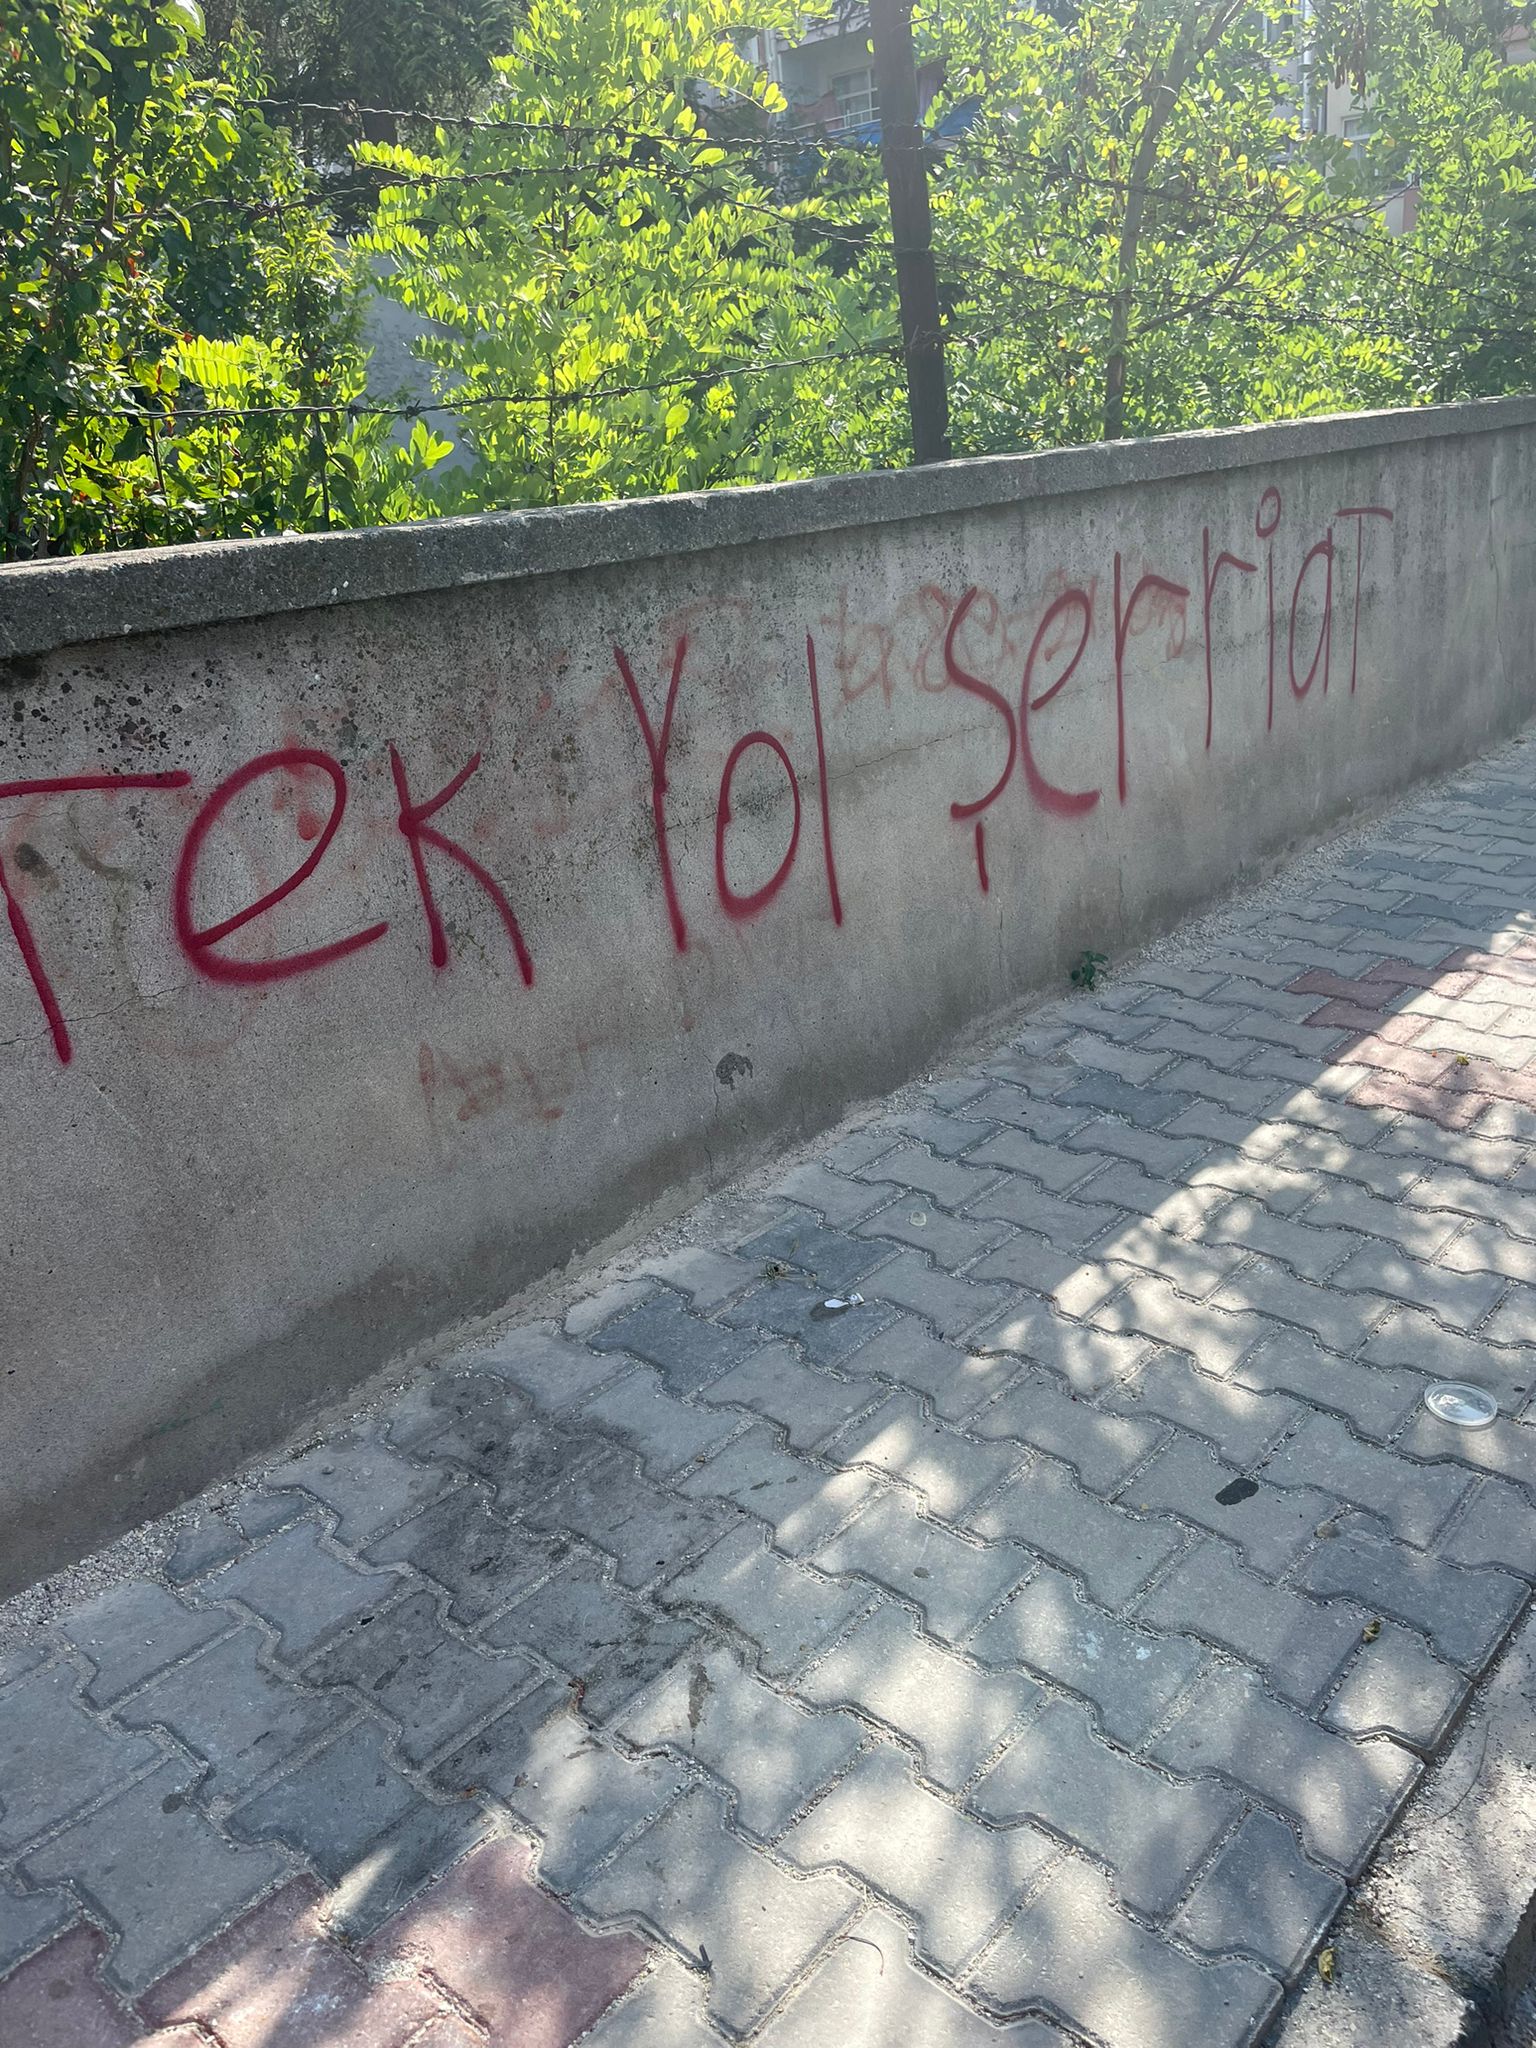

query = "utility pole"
(868, 0), (950, 464)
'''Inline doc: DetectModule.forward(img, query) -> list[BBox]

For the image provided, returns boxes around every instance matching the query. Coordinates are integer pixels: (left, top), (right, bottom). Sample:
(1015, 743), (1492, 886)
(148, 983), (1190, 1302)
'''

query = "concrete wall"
(3, 398), (1534, 1592)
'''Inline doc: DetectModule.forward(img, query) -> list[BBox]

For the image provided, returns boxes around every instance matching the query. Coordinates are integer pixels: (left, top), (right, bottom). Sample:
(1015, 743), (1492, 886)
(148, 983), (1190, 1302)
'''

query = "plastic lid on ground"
(1423, 1381), (1500, 1428)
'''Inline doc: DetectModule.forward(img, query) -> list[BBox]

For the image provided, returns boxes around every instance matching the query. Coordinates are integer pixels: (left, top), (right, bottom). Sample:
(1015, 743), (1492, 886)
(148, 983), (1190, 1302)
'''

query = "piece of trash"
(1315, 1517), (1341, 1540)
(764, 1259), (791, 1279)
(1317, 1946), (1336, 1986)
(811, 1291), (864, 1319)
(910, 1209), (929, 1228)
(699, 1943), (712, 1972)
(1362, 1618), (1382, 1643)
(1424, 1381), (1499, 1429)
(1214, 1476), (1259, 1506)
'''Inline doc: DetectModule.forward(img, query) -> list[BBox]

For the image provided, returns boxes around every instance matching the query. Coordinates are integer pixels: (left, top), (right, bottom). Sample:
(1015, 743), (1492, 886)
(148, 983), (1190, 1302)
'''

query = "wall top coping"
(4, 393), (1533, 662)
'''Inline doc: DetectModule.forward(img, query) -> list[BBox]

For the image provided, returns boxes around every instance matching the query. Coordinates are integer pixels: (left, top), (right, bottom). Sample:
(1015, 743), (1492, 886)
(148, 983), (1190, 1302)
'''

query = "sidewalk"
(6, 736), (1536, 2047)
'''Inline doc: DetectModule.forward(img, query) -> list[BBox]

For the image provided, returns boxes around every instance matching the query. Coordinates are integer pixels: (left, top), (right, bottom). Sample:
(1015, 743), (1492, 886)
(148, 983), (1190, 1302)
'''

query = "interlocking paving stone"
(694, 1342), (876, 1451)
(1231, 1331), (1427, 1439)
(1151, 1667), (1418, 1875)
(967, 1566), (1206, 1745)
(854, 1197), (1010, 1271)
(757, 1908), (1069, 2045)
(433, 1678), (684, 1889)
(115, 1627), (349, 1800)
(970, 1372), (1164, 1492)
(821, 1393), (1025, 1520)
(677, 1424), (878, 1555)
(212, 1524), (402, 1663)
(301, 1591), (535, 1764)
(574, 1952), (719, 2047)
(1437, 1472), (1536, 1576)
(1145, 1529), (1354, 1693)
(855, 1249), (1018, 1340)
(972, 1695), (1241, 1914)
(1322, 1621), (1470, 1752)
(590, 1297), (760, 1394)
(262, 1428), (453, 1546)
(364, 1482), (555, 1624)
(616, 1644), (864, 1836)
(736, 1212), (896, 1294)
(364, 1835), (647, 2044)
(798, 1602), (1039, 1791)
(22, 1759), (288, 1995)
(637, 1245), (759, 1312)
(0, 1663), (160, 1852)
(1294, 1526), (1527, 1673)
(1107, 1351), (1299, 1466)
(485, 1549), (700, 1719)
(721, 1279), (905, 1367)
(970, 1855), (1282, 2048)
(527, 1443), (741, 1589)
(1124, 1434), (1340, 1580)
(772, 1161), (891, 1228)
(1173, 1810), (1345, 1980)
(970, 1456), (1184, 1608)
(779, 1745), (1056, 1975)
(574, 1364), (742, 1477)
(0, 1871), (76, 1974)
(1259, 1412), (1472, 1546)
(462, 1324), (624, 1410)
(388, 1373), (596, 1512)
(813, 1492), (1030, 1642)
(57, 1583), (228, 1708)
(967, 1299), (1150, 1393)
(831, 1315), (1021, 1420)
(581, 1786), (859, 2036)
(226, 1722), (487, 1938)
(140, 1875), (461, 2047)
(658, 1525), (866, 1681)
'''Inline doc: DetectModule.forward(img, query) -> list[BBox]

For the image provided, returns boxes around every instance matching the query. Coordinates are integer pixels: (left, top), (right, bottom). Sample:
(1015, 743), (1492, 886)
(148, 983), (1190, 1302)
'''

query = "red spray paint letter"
(715, 732), (802, 921)
(1201, 528), (1257, 750)
(174, 748), (387, 985)
(1335, 507), (1394, 694)
(1256, 486), (1283, 730)
(1113, 554), (1191, 803)
(804, 633), (844, 925)
(390, 745), (534, 986)
(0, 770), (191, 1064)
(1020, 589), (1100, 817)
(944, 586), (1017, 892)
(614, 637), (689, 953)
(1289, 532), (1334, 700)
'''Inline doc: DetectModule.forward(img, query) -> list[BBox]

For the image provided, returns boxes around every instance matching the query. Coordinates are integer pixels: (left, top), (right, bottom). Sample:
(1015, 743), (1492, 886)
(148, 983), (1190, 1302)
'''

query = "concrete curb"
(1267, 1596), (1536, 2048)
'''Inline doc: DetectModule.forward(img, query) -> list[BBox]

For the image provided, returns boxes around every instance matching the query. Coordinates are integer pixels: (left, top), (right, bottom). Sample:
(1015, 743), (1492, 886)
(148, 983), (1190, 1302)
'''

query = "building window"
(831, 67), (878, 131)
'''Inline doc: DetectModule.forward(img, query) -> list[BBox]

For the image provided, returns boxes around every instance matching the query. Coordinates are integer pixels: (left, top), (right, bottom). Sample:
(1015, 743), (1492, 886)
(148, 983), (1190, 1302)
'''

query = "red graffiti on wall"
(390, 745), (534, 986)
(614, 636), (690, 954)
(715, 731), (803, 920)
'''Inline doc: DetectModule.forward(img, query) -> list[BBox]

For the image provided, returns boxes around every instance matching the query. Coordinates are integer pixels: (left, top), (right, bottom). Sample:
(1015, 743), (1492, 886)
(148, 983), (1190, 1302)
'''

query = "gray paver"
(433, 1677), (684, 1889)
(856, 1249), (1017, 1340)
(528, 1442), (741, 1588)
(0, 1872), (76, 1974)
(1231, 1333), (1427, 1439)
(1152, 1667), (1418, 1875)
(678, 1425), (877, 1556)
(813, 1492), (1030, 1642)
(364, 1482), (554, 1624)
(968, 1566), (1206, 1745)
(616, 1644), (864, 1836)
(1259, 1412), (1472, 1547)
(722, 1279), (904, 1367)
(212, 1523), (402, 1662)
(576, 1364), (743, 1476)
(463, 1323), (624, 1410)
(0, 1664), (159, 1852)
(591, 1297), (760, 1394)
(23, 1759), (288, 1995)
(581, 1786), (859, 2037)
(779, 1745), (1056, 1975)
(758, 1908), (1069, 2045)
(970, 1855), (1281, 2048)
(485, 1549), (700, 1719)
(115, 1626), (349, 1799)
(226, 1721), (485, 1935)
(1294, 1527), (1527, 1672)
(1124, 1434), (1339, 1580)
(696, 1342), (876, 1450)
(972, 1696), (1240, 1914)
(1135, 1538), (1361, 1709)
(737, 1212), (896, 1294)
(301, 1590), (536, 1763)
(55, 1582), (228, 1708)
(659, 1526), (866, 1681)
(837, 1316), (1030, 1418)
(822, 1393), (1024, 1520)
(1173, 1811), (1346, 1979)
(971, 1457), (1184, 1608)
(263, 1428), (452, 1546)
(971, 1373), (1164, 1493)
(1322, 1622), (1469, 1751)
(1109, 1351), (1298, 1466)
(798, 1602), (1039, 1790)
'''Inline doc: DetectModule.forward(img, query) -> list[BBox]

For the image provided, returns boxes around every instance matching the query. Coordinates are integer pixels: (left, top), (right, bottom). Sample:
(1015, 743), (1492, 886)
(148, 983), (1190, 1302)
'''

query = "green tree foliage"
(357, 0), (881, 506)
(0, 0), (440, 556)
